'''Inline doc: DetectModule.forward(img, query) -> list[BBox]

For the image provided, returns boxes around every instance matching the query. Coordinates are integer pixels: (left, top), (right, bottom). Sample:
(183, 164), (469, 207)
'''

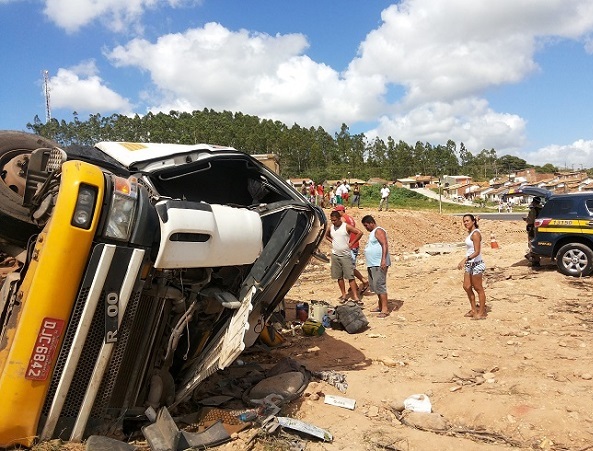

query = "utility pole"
(43, 70), (51, 123)
(438, 176), (442, 214)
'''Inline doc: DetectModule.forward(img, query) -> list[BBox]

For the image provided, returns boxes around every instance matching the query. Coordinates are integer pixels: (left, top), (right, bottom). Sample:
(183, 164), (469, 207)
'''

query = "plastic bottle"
(237, 409), (258, 422)
(322, 314), (331, 328)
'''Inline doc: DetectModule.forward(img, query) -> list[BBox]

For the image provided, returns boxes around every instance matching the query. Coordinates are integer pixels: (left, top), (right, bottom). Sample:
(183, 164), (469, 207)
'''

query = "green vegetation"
(27, 108), (573, 182)
(357, 186), (484, 213)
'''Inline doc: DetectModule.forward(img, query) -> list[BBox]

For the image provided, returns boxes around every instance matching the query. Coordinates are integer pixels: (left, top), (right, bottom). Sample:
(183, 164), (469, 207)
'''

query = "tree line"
(27, 109), (570, 182)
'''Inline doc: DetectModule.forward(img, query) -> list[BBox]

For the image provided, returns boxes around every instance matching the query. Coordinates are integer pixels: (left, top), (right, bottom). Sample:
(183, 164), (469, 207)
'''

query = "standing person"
(457, 214), (487, 319)
(334, 205), (370, 296)
(316, 183), (324, 207)
(524, 197), (542, 267)
(335, 181), (347, 205)
(325, 210), (363, 304)
(308, 181), (316, 203)
(342, 180), (350, 204)
(362, 215), (391, 318)
(300, 180), (308, 198)
(329, 187), (336, 207)
(351, 182), (361, 208)
(379, 184), (390, 211)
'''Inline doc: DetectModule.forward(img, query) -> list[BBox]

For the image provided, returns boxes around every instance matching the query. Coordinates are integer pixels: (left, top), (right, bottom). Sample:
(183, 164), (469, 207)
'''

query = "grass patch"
(356, 186), (486, 213)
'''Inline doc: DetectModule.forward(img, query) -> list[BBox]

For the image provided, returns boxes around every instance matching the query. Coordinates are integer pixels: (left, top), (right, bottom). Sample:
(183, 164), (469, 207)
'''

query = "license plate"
(26, 318), (65, 381)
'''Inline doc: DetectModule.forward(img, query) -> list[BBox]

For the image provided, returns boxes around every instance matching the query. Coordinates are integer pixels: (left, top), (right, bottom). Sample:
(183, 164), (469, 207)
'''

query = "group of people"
(497, 199), (513, 213)
(321, 192), (549, 322)
(329, 180), (362, 208)
(300, 180), (325, 207)
(325, 206), (391, 318)
(299, 179), (394, 211)
(325, 206), (489, 321)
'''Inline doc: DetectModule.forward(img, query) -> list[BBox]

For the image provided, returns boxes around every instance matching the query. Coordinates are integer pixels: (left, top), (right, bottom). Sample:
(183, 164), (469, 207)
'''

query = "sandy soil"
(33, 207), (593, 451)
(221, 207), (593, 451)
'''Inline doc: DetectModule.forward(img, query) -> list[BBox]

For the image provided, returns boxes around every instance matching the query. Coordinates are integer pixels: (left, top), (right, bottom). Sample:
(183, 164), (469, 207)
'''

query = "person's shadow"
(388, 299), (404, 312)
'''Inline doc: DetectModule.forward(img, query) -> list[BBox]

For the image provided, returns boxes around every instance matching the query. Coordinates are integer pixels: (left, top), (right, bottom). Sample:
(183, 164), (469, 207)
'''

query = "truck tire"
(556, 243), (593, 277)
(0, 131), (61, 244)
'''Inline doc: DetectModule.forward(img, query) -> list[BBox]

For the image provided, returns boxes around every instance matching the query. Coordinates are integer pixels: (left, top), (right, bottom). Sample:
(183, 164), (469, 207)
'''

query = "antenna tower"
(43, 70), (51, 123)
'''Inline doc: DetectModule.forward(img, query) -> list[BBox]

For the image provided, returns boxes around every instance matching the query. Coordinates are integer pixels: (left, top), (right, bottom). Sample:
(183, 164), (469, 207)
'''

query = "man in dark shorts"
(362, 215), (391, 318)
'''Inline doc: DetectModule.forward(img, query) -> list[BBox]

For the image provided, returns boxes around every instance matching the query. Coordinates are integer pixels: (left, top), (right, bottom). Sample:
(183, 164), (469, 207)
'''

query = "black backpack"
(335, 302), (369, 334)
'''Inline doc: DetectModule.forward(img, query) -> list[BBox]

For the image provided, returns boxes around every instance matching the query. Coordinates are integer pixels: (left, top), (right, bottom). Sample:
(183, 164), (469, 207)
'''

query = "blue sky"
(2, 0), (593, 170)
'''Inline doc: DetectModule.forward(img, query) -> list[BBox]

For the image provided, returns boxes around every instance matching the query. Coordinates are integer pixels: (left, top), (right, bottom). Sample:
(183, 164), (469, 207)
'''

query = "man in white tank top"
(325, 210), (363, 303)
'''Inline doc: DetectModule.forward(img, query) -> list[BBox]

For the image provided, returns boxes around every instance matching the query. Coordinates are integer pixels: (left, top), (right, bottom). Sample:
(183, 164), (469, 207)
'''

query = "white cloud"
(525, 140), (593, 169)
(106, 23), (386, 128)
(49, 61), (133, 113)
(350, 0), (593, 107)
(367, 98), (526, 153)
(338, 0), (593, 160)
(43, 0), (199, 33)
(42, 0), (593, 166)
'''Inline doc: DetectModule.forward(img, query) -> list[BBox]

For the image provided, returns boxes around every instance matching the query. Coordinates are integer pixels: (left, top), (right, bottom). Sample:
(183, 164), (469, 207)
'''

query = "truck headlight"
(104, 176), (138, 241)
(71, 184), (97, 229)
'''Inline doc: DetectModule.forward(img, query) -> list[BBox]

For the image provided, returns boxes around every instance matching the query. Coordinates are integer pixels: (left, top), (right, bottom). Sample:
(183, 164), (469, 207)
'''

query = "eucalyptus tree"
(458, 142), (473, 173)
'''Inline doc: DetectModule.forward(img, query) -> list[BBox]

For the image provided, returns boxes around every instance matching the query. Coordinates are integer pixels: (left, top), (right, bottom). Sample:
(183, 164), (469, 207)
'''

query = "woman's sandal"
(377, 312), (389, 319)
(370, 308), (381, 313)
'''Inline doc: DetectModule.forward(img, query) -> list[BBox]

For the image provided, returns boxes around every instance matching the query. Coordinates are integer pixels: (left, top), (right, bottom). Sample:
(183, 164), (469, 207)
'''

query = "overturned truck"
(0, 131), (326, 447)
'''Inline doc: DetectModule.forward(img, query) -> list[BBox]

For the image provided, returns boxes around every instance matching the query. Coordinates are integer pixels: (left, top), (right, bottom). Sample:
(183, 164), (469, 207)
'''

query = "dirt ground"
(220, 207), (593, 451)
(34, 207), (593, 451)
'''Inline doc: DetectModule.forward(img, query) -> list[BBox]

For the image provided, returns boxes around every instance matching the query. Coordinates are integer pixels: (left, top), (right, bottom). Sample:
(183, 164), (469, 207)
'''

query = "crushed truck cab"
(0, 132), (326, 447)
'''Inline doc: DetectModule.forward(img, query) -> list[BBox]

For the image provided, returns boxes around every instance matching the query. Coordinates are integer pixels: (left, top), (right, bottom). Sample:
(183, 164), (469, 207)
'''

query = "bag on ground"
(335, 302), (369, 334)
(302, 319), (325, 336)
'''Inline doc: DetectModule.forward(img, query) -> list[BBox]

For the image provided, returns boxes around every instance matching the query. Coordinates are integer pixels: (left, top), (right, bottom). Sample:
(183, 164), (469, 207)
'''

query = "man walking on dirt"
(379, 184), (390, 211)
(326, 210), (363, 303)
(362, 215), (391, 318)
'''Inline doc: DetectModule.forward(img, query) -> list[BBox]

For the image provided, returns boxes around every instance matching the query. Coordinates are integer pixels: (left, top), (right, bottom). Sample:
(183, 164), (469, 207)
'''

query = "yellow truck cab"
(0, 131), (326, 447)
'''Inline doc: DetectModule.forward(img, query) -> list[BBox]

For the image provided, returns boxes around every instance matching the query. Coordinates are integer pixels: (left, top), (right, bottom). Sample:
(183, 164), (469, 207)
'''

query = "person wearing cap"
(334, 205), (369, 297)
(524, 196), (542, 267)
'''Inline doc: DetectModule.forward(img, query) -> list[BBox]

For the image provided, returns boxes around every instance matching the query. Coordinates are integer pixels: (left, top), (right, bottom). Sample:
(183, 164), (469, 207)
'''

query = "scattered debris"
(276, 417), (333, 442)
(403, 394), (432, 413)
(390, 407), (523, 447)
(324, 394), (356, 410)
(311, 369), (348, 392)
(142, 406), (233, 451)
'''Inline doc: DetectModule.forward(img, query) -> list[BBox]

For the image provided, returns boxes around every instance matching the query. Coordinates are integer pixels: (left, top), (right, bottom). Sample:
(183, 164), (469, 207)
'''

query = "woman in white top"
(457, 214), (487, 319)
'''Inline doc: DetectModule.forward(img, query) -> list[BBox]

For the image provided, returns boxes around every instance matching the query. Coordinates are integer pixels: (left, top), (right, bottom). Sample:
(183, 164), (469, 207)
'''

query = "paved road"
(409, 188), (525, 221)
(410, 187), (470, 205)
(471, 212), (525, 221)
